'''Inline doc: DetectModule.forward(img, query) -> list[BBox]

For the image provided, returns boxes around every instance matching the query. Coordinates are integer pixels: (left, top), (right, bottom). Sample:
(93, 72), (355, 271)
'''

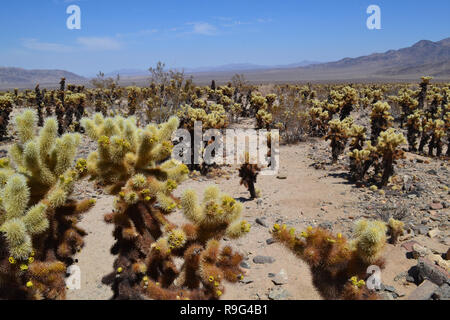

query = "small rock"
(415, 225), (429, 235)
(428, 228), (441, 238)
(255, 218), (268, 227)
(379, 292), (395, 300)
(394, 272), (408, 282)
(276, 175), (287, 180)
(412, 244), (431, 259)
(318, 221), (333, 230)
(240, 277), (254, 284)
(429, 203), (443, 210)
(253, 256), (275, 264)
(268, 287), (290, 300)
(432, 283), (450, 300)
(240, 261), (251, 269)
(416, 257), (450, 286)
(403, 175), (413, 191)
(272, 269), (288, 285)
(407, 280), (439, 300)
(402, 240), (420, 253)
(266, 238), (275, 245)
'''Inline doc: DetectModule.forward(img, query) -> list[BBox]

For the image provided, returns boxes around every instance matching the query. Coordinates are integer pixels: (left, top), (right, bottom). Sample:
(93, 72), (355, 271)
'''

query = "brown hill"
(0, 67), (86, 90)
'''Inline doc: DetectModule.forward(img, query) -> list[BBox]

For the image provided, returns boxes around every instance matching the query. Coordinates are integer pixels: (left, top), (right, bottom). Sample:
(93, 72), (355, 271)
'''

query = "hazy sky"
(0, 0), (449, 76)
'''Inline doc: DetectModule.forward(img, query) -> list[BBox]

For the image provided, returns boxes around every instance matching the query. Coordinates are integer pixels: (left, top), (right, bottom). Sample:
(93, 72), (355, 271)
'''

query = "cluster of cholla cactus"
(177, 104), (228, 174)
(370, 102), (393, 144)
(405, 110), (423, 151)
(348, 129), (406, 187)
(177, 104), (228, 131)
(256, 109), (273, 130)
(0, 109), (94, 299)
(330, 86), (359, 120)
(126, 86), (142, 116)
(80, 114), (250, 299)
(389, 89), (419, 127)
(272, 219), (388, 300)
(65, 93), (87, 132)
(422, 118), (446, 156)
(417, 76), (432, 109)
(308, 106), (330, 136)
(0, 94), (13, 139)
(325, 118), (353, 163)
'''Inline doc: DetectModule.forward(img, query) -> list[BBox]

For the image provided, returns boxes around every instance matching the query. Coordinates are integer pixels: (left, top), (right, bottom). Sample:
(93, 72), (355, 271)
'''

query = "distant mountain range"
(0, 67), (86, 89)
(187, 37), (450, 84)
(1, 38), (449, 89)
(103, 60), (320, 78)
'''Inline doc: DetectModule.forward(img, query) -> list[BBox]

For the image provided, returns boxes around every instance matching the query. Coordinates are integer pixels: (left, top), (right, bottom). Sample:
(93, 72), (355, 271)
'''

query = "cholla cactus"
(308, 107), (330, 136)
(82, 113), (178, 186)
(181, 186), (250, 243)
(71, 93), (87, 132)
(375, 129), (406, 186)
(353, 219), (387, 264)
(405, 110), (423, 151)
(230, 103), (243, 122)
(325, 119), (351, 163)
(127, 86), (142, 116)
(417, 76), (432, 109)
(348, 143), (376, 183)
(348, 125), (366, 151)
(177, 104), (228, 174)
(238, 152), (261, 199)
(389, 90), (418, 127)
(34, 85), (44, 127)
(445, 111), (450, 156)
(331, 86), (359, 120)
(249, 93), (267, 116)
(256, 109), (273, 130)
(0, 94), (13, 139)
(423, 119), (445, 156)
(370, 102), (393, 144)
(272, 219), (385, 300)
(0, 109), (94, 300)
(177, 104), (228, 131)
(9, 109), (83, 201)
(387, 218), (404, 245)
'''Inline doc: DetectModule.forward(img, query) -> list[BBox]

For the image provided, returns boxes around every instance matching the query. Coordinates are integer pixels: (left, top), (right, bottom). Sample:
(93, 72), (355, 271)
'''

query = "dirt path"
(66, 196), (115, 300)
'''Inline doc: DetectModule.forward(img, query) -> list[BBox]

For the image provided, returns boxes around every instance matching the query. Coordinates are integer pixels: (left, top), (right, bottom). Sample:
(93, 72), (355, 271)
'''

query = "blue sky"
(0, 0), (449, 76)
